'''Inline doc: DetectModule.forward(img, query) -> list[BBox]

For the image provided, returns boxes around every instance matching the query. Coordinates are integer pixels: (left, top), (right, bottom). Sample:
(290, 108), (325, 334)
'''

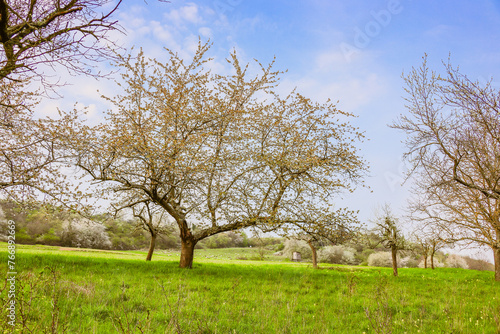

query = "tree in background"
(392, 56), (500, 280)
(0, 0), (122, 205)
(114, 196), (175, 261)
(0, 83), (83, 205)
(412, 233), (430, 269)
(372, 206), (407, 276)
(276, 208), (361, 269)
(411, 225), (450, 269)
(71, 41), (367, 268)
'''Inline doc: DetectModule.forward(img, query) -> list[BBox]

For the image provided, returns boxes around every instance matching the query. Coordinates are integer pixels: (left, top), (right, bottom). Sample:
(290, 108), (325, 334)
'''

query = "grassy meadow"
(1, 243), (500, 333)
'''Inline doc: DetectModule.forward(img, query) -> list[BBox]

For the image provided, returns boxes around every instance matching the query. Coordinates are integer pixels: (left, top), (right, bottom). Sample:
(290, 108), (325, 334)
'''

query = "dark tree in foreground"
(0, 0), (122, 205)
(0, 0), (122, 83)
(392, 55), (500, 280)
(71, 41), (367, 268)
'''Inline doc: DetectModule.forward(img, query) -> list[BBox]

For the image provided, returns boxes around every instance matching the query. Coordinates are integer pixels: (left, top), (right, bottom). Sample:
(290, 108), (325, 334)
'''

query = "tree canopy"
(71, 41), (368, 268)
(392, 55), (500, 280)
(0, 0), (122, 204)
(0, 0), (122, 83)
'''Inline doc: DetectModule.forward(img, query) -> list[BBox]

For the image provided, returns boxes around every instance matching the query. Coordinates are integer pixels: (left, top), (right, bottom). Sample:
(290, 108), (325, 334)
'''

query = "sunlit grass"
(1, 243), (499, 333)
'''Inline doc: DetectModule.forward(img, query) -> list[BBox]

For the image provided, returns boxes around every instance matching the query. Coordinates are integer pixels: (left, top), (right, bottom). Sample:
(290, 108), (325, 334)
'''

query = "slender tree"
(413, 233), (431, 269)
(392, 55), (500, 280)
(372, 206), (407, 276)
(412, 227), (448, 269)
(71, 41), (367, 268)
(114, 197), (174, 261)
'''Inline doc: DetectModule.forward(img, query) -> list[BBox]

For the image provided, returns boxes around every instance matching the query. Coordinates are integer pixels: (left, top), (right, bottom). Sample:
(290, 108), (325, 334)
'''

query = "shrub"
(156, 233), (180, 250)
(282, 239), (312, 259)
(15, 228), (34, 244)
(274, 243), (285, 252)
(399, 256), (419, 268)
(318, 246), (356, 265)
(342, 248), (356, 264)
(38, 228), (61, 246)
(319, 245), (342, 264)
(358, 249), (375, 263)
(446, 254), (469, 269)
(367, 252), (394, 268)
(104, 219), (149, 250)
(199, 231), (246, 249)
(61, 218), (112, 249)
(463, 256), (494, 271)
(367, 253), (418, 268)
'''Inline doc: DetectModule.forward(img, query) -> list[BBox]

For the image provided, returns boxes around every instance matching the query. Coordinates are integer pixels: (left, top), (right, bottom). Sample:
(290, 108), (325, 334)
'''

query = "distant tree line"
(1, 199), (492, 271)
(0, 200), (281, 251)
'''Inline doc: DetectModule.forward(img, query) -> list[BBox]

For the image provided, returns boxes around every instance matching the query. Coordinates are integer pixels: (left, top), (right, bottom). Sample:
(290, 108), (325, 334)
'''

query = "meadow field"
(1, 243), (500, 333)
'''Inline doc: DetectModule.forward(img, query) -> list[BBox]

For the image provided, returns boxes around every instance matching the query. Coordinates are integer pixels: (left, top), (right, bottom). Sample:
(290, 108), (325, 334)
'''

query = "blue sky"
(43, 0), (500, 253)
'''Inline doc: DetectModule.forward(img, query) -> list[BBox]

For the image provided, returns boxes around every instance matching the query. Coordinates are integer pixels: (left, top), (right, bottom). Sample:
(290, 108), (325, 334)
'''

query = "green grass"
(1, 243), (500, 333)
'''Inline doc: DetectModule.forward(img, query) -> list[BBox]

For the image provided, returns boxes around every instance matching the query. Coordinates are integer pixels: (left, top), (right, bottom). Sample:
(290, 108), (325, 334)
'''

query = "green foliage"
(14, 228), (32, 244)
(0, 200), (157, 251)
(198, 231), (247, 249)
(274, 243), (285, 252)
(40, 228), (61, 246)
(105, 219), (150, 250)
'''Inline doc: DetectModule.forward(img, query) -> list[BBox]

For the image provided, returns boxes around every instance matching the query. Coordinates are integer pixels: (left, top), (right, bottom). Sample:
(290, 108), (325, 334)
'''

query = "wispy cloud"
(163, 3), (203, 26)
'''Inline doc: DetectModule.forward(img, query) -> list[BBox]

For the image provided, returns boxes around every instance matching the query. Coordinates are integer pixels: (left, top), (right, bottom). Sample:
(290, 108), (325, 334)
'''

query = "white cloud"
(198, 27), (212, 38)
(150, 21), (179, 46)
(275, 46), (389, 113)
(163, 3), (202, 26)
(315, 50), (352, 71)
(424, 24), (453, 38)
(279, 73), (386, 113)
(35, 100), (61, 119)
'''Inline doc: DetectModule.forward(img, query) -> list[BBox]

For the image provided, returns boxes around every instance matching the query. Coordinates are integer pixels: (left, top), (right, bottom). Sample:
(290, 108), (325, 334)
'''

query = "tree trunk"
(424, 256), (427, 269)
(391, 246), (398, 277)
(179, 238), (196, 269)
(308, 240), (318, 269)
(494, 247), (500, 281)
(146, 234), (156, 261)
(430, 248), (436, 269)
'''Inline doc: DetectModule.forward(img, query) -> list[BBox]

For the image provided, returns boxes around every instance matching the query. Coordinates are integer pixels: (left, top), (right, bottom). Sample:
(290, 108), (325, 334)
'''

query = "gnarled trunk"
(494, 247), (500, 282)
(391, 246), (398, 277)
(146, 234), (156, 261)
(176, 215), (197, 268)
(430, 246), (436, 269)
(180, 238), (196, 269)
(307, 240), (318, 269)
